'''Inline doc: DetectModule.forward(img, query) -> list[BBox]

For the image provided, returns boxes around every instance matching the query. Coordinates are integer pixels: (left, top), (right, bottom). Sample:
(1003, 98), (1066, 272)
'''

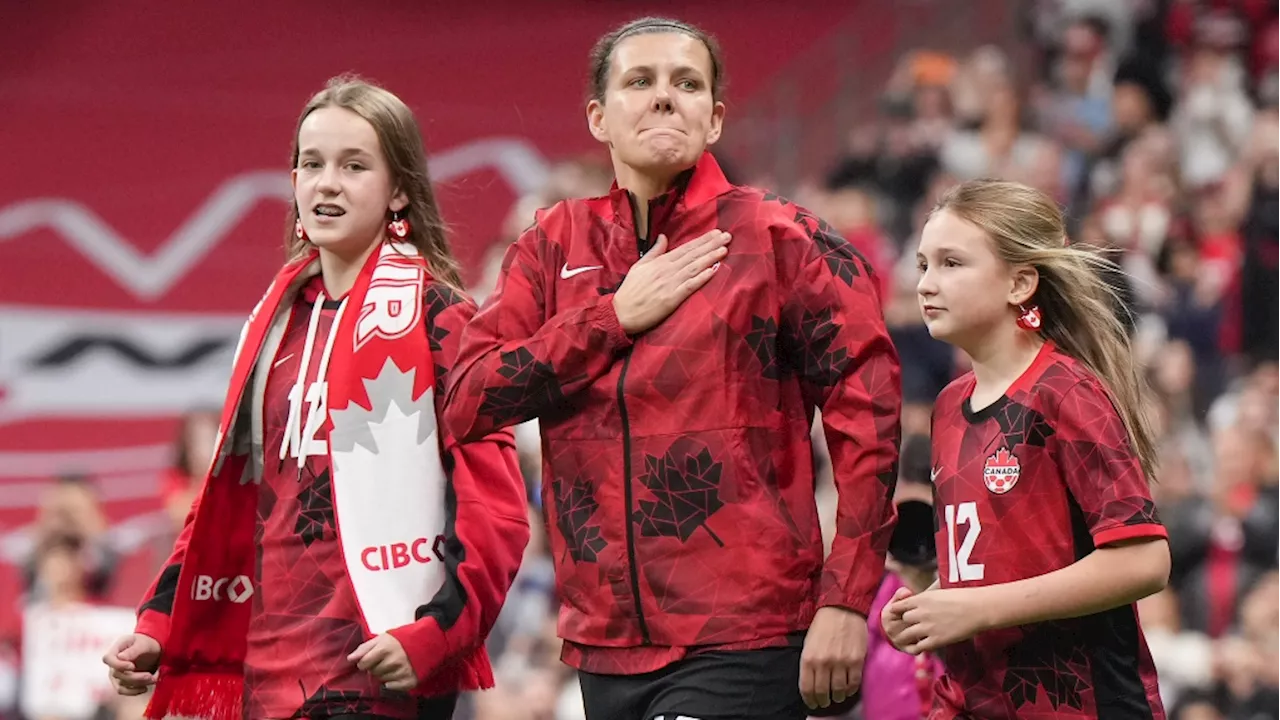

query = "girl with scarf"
(103, 76), (530, 720)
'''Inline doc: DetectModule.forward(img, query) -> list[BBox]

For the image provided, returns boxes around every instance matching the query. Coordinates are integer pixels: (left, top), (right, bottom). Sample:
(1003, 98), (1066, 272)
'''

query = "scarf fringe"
(144, 671), (242, 720)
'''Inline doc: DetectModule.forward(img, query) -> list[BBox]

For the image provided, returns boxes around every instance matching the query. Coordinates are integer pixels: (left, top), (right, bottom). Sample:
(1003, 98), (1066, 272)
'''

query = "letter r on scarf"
(356, 261), (423, 349)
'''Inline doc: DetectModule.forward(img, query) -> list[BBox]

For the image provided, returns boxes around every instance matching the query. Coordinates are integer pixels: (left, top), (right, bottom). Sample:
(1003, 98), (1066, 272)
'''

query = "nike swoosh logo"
(273, 353), (295, 368)
(931, 466), (941, 483)
(561, 263), (603, 279)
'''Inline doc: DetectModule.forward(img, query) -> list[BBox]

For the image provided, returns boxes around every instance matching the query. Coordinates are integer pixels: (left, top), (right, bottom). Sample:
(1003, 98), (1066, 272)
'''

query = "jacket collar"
(605, 152), (734, 238)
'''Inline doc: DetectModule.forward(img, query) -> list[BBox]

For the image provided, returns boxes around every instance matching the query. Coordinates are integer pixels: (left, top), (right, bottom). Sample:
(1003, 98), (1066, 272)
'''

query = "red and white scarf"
(146, 243), (451, 720)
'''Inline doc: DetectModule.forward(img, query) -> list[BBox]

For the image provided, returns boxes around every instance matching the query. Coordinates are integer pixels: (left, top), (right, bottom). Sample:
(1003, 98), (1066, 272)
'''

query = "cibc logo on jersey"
(983, 447), (1021, 494)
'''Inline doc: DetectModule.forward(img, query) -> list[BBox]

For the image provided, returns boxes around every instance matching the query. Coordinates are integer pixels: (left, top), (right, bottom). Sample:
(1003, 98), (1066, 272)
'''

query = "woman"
(444, 16), (901, 720)
(102, 76), (530, 720)
(885, 179), (1170, 719)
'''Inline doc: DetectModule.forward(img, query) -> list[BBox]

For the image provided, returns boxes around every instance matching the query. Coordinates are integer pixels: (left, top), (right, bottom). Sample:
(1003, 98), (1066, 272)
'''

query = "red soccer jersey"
(928, 342), (1166, 720)
(246, 275), (414, 719)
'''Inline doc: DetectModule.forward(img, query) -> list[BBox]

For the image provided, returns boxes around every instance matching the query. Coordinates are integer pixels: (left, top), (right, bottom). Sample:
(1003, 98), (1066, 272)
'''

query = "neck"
(963, 324), (1045, 396)
(317, 236), (382, 299)
(614, 162), (683, 239)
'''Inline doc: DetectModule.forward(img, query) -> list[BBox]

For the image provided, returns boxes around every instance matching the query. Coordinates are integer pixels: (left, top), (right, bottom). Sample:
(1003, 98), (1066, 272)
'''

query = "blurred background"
(0, 1), (1276, 719)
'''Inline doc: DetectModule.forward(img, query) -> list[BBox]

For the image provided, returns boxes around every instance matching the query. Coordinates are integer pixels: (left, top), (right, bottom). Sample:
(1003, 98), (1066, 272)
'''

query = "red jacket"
(445, 153), (900, 653)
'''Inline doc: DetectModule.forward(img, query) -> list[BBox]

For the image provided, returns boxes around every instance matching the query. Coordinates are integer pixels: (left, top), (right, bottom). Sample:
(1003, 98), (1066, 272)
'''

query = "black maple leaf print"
(996, 402), (1055, 449)
(794, 209), (866, 287)
(295, 684), (374, 718)
(1002, 629), (1089, 711)
(477, 347), (563, 423)
(745, 315), (781, 379)
(294, 468), (334, 548)
(1123, 497), (1161, 526)
(428, 321), (451, 354)
(425, 284), (464, 325)
(632, 446), (725, 546)
(782, 307), (849, 390)
(554, 476), (608, 563)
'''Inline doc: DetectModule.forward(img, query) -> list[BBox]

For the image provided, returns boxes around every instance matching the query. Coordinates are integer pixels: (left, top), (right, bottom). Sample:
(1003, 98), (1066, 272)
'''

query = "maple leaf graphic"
(293, 468), (334, 548)
(477, 347), (564, 424)
(745, 315), (781, 379)
(794, 209), (866, 287)
(553, 475), (608, 562)
(782, 306), (850, 390)
(632, 446), (725, 547)
(1003, 627), (1089, 711)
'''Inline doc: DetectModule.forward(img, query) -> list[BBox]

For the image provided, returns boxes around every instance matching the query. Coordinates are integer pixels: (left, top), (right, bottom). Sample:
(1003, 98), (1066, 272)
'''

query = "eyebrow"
(622, 64), (706, 79)
(298, 147), (375, 158)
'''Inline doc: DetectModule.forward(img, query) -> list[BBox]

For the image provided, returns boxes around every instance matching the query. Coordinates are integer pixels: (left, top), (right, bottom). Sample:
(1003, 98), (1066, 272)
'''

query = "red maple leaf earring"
(387, 210), (411, 241)
(1016, 303), (1042, 331)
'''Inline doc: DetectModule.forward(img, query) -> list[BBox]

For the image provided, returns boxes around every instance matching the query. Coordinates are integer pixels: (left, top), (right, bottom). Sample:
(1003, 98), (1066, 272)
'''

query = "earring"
(387, 211), (411, 240)
(1016, 304), (1043, 331)
(295, 218), (308, 242)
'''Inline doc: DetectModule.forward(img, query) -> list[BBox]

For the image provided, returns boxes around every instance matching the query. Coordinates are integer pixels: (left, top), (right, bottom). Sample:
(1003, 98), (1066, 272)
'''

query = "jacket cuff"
(599, 297), (635, 348)
(387, 617), (447, 684)
(134, 609), (172, 649)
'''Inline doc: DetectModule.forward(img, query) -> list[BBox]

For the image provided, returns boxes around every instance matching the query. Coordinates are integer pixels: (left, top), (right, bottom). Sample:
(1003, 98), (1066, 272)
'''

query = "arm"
(970, 537), (1169, 631)
(778, 208), (902, 616)
(443, 221), (632, 442)
(976, 378), (1169, 626)
(388, 285), (532, 684)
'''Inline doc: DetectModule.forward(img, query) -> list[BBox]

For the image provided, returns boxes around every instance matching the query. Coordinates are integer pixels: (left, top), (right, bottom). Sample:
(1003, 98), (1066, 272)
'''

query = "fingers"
(109, 668), (156, 696)
(664, 230), (730, 263)
(682, 243), (729, 278)
(799, 657), (819, 709)
(380, 665), (417, 690)
(638, 233), (669, 260)
(354, 642), (388, 672)
(347, 637), (378, 664)
(678, 264), (719, 294)
(104, 636), (140, 671)
(812, 664), (832, 709)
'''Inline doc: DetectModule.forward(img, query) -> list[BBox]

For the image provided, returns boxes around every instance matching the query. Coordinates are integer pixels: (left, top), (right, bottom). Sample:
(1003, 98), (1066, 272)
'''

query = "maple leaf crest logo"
(327, 358), (436, 456)
(983, 447), (1021, 495)
(553, 475), (608, 563)
(632, 444), (726, 547)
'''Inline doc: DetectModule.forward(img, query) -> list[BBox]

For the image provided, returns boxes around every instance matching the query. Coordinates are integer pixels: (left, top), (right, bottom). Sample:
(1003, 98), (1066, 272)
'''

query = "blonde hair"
(932, 179), (1158, 482)
(284, 75), (463, 291)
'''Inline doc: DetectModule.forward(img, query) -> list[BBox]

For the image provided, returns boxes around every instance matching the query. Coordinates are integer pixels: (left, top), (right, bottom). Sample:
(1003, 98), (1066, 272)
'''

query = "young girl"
(885, 179), (1171, 719)
(102, 76), (530, 720)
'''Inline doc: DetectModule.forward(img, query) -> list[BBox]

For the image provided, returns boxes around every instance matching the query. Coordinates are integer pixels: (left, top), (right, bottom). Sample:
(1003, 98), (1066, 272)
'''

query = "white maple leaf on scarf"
(328, 358), (436, 455)
(327, 357), (450, 634)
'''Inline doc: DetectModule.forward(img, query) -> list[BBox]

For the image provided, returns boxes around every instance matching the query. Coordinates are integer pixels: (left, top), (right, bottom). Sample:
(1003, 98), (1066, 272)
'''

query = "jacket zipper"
(619, 192), (651, 644)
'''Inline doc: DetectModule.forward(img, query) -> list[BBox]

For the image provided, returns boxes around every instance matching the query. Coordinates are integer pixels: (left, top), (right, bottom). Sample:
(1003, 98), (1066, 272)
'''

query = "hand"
(800, 606), (868, 710)
(612, 230), (730, 335)
(349, 634), (417, 691)
(887, 587), (990, 654)
(881, 585), (915, 652)
(102, 633), (161, 696)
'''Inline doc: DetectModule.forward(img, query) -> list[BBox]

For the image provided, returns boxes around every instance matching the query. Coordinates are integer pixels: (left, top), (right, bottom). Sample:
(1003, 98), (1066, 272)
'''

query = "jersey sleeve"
(1053, 380), (1166, 548)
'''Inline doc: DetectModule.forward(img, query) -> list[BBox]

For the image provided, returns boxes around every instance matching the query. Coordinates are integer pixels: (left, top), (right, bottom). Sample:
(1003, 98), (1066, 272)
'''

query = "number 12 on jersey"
(944, 502), (985, 582)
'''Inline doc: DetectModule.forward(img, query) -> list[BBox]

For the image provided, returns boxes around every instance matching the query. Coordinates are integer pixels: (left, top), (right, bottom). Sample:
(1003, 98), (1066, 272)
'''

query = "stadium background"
(0, 1), (1276, 718)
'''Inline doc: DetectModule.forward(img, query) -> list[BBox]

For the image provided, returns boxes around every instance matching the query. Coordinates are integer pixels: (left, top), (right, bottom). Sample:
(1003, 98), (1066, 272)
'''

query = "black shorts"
(578, 645), (810, 720)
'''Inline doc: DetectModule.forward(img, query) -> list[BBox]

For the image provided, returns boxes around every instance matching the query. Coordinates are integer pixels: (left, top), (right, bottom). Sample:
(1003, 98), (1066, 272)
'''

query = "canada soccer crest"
(983, 447), (1021, 494)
